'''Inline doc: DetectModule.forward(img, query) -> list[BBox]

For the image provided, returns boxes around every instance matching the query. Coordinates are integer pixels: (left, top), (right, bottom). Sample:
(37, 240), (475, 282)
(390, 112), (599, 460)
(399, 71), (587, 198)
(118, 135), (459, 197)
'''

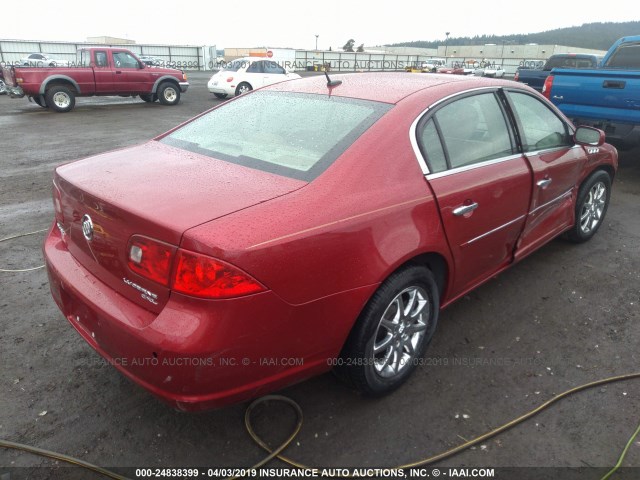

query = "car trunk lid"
(54, 141), (306, 313)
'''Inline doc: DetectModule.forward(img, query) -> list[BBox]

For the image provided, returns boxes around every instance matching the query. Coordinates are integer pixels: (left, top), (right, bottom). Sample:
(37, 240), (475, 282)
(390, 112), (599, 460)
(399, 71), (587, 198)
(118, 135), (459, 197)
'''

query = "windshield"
(160, 91), (391, 181)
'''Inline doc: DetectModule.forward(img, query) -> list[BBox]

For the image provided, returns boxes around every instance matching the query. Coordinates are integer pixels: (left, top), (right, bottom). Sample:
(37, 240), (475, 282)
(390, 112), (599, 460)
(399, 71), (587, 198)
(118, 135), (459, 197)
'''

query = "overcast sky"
(3, 0), (636, 49)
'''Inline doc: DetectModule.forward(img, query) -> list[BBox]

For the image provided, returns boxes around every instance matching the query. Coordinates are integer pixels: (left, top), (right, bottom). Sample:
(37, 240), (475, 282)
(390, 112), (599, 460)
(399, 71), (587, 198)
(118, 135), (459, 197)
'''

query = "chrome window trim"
(463, 214), (527, 247)
(409, 107), (432, 175)
(409, 86), (501, 176)
(426, 154), (524, 180)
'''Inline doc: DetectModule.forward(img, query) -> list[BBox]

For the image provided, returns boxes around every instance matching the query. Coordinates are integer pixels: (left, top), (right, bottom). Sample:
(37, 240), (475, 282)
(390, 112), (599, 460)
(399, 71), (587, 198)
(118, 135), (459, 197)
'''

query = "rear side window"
(418, 93), (514, 171)
(506, 91), (571, 152)
(223, 60), (244, 72)
(95, 51), (107, 67)
(246, 61), (262, 73)
(419, 120), (447, 173)
(160, 91), (391, 181)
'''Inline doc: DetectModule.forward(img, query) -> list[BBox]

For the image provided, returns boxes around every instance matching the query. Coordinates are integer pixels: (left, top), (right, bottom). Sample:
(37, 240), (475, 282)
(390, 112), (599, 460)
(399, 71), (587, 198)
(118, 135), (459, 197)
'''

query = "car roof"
(266, 72), (518, 104)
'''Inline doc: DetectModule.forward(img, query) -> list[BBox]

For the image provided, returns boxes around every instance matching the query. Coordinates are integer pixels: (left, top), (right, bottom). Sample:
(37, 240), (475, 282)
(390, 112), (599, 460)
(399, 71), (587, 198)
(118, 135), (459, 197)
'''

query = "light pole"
(315, 35), (319, 50)
(444, 32), (450, 58)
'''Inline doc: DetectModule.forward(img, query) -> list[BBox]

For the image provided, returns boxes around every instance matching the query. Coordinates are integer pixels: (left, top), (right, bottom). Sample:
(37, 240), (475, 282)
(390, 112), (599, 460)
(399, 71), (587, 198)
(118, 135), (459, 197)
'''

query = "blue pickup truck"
(514, 53), (602, 92)
(542, 36), (640, 149)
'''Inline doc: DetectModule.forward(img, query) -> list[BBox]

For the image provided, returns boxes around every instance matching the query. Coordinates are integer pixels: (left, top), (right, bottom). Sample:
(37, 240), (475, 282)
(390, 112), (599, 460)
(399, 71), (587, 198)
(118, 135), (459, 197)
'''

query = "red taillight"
(127, 236), (176, 286)
(542, 75), (554, 100)
(52, 180), (64, 223)
(172, 249), (265, 299)
(226, 76), (234, 82)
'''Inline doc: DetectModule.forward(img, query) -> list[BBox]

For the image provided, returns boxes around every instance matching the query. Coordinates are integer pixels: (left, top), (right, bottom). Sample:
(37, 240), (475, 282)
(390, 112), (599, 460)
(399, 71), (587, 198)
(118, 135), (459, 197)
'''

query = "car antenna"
(324, 71), (342, 87)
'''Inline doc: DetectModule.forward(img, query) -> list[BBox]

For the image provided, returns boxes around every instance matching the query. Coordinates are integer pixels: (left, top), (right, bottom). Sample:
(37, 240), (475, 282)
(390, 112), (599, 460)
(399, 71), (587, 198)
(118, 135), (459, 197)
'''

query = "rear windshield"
(222, 60), (245, 72)
(545, 56), (597, 70)
(160, 91), (391, 181)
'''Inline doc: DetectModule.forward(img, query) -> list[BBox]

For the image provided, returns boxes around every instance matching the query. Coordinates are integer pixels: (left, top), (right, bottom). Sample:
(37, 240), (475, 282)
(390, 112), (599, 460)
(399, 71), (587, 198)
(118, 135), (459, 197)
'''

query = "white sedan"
(19, 53), (71, 67)
(473, 65), (505, 78)
(207, 57), (301, 98)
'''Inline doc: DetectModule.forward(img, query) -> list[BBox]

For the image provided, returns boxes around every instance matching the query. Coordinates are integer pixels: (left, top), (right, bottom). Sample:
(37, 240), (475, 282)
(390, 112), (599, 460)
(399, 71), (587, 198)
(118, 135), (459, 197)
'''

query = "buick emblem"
(81, 214), (94, 241)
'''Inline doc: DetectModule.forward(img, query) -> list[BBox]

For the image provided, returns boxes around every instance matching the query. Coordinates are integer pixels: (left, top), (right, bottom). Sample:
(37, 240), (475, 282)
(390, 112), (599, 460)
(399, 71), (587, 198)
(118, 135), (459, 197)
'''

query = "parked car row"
(514, 53), (603, 91)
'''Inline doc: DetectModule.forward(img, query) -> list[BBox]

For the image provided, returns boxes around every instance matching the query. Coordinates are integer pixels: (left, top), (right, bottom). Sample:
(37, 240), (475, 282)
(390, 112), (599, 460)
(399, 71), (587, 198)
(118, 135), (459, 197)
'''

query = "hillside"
(388, 21), (640, 51)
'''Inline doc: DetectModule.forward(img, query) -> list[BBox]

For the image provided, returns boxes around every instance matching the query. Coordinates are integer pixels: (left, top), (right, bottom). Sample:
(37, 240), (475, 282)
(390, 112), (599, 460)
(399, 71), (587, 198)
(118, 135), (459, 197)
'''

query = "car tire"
(45, 85), (75, 113)
(235, 82), (252, 96)
(157, 82), (180, 105)
(140, 93), (158, 103)
(566, 170), (612, 243)
(338, 265), (440, 396)
(214, 92), (228, 99)
(0, 78), (6, 95)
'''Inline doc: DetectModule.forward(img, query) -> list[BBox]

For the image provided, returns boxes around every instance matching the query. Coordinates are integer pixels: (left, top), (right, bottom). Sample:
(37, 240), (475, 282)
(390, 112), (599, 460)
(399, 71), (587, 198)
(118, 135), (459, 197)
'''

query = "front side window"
(507, 91), (571, 152)
(422, 93), (514, 170)
(113, 52), (139, 68)
(160, 91), (392, 181)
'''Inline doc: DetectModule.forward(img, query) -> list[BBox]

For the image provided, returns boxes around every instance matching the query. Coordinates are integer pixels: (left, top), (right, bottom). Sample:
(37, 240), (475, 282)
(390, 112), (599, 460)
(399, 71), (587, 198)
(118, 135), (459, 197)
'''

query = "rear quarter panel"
(10, 66), (96, 95)
(180, 90), (455, 307)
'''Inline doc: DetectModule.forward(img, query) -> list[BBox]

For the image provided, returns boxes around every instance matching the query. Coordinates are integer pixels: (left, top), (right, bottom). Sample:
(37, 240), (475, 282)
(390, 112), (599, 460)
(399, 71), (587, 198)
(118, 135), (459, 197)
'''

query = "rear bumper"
(43, 222), (371, 410)
(207, 84), (234, 96)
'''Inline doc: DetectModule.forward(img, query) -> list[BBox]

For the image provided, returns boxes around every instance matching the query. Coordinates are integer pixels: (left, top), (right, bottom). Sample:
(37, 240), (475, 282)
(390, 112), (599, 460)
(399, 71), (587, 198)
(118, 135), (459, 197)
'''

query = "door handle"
(537, 178), (552, 188)
(453, 202), (479, 216)
(552, 95), (564, 100)
(115, 70), (122, 74)
(603, 80), (625, 89)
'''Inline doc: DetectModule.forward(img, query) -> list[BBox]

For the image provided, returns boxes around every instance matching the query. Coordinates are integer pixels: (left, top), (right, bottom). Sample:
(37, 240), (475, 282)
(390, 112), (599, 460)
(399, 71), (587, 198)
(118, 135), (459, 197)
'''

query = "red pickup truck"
(2, 47), (189, 112)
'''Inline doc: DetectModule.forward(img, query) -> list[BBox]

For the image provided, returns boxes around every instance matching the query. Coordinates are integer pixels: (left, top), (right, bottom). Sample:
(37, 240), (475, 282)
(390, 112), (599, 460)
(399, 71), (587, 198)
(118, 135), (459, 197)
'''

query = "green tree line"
(388, 21), (640, 51)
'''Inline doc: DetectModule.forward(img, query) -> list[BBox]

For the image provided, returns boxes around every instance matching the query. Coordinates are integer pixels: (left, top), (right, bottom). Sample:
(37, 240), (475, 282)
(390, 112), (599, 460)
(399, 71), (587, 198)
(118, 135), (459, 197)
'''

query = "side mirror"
(574, 126), (605, 146)
(139, 62), (145, 69)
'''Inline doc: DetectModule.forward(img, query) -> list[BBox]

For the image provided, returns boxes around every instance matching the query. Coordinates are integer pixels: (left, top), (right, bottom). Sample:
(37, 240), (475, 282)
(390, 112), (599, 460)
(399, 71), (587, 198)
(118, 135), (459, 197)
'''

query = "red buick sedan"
(44, 73), (617, 410)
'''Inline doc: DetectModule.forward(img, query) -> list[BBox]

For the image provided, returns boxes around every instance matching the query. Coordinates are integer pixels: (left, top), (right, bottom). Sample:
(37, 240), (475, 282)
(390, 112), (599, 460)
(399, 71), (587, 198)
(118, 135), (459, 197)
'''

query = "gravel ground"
(0, 71), (639, 479)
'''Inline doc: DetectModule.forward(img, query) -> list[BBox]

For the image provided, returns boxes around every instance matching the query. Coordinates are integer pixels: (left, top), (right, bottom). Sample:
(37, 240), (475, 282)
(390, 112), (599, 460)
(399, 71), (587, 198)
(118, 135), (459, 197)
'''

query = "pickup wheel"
(140, 93), (157, 103)
(157, 82), (180, 105)
(45, 85), (75, 113)
(0, 78), (6, 95)
(566, 170), (612, 243)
